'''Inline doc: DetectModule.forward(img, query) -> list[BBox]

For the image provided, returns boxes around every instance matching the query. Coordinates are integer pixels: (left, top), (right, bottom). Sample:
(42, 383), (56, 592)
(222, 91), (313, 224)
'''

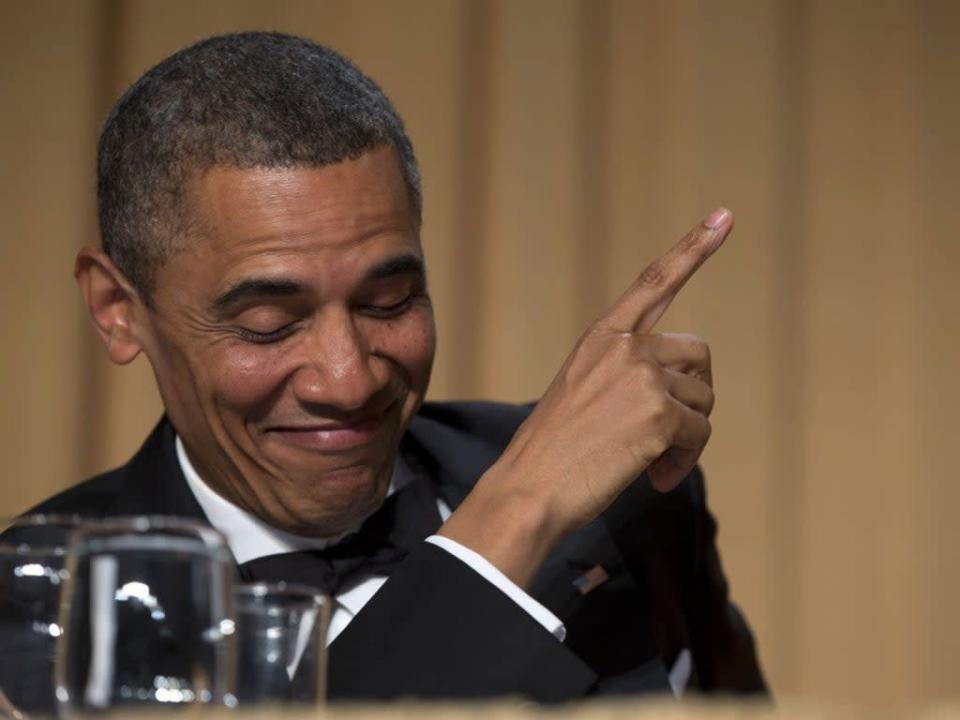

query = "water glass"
(55, 516), (237, 717)
(234, 583), (329, 707)
(0, 515), (80, 718)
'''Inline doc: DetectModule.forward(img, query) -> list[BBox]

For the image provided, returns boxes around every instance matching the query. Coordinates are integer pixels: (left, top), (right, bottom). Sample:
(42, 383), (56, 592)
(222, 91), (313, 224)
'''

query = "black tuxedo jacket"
(20, 401), (766, 702)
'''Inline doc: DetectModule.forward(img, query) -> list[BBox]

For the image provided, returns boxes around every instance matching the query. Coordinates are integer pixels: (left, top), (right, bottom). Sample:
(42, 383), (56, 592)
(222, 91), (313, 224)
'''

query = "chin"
(273, 465), (389, 537)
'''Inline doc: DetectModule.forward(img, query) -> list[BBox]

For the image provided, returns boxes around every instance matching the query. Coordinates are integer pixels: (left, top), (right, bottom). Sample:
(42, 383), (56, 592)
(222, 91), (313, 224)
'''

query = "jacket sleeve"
(684, 470), (768, 694)
(327, 542), (597, 702)
(603, 467), (768, 696)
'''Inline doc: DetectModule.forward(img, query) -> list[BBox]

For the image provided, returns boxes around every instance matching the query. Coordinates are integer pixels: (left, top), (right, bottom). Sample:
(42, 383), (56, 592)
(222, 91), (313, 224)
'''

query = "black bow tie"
(237, 469), (444, 595)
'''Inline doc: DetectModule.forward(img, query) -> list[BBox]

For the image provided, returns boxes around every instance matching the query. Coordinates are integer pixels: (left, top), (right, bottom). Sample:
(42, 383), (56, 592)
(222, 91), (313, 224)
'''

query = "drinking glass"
(0, 514), (80, 719)
(233, 583), (330, 707)
(55, 516), (237, 717)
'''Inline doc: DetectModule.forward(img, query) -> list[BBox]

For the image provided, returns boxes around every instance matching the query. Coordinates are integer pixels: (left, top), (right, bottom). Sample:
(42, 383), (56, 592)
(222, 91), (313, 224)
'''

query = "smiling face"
(133, 146), (435, 536)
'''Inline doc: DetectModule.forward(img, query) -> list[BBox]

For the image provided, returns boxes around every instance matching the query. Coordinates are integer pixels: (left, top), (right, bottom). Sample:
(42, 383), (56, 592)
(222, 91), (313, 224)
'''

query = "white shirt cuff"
(425, 535), (566, 642)
(668, 648), (692, 697)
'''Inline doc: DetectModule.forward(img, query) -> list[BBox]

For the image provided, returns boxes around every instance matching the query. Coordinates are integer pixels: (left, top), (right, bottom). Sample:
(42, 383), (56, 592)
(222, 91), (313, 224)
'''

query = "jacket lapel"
(106, 418), (210, 523)
(403, 414), (502, 509)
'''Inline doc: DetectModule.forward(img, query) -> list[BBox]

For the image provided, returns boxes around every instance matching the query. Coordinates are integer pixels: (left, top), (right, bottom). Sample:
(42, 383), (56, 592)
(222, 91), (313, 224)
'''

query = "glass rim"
(0, 512), (88, 529)
(234, 581), (328, 607)
(60, 516), (233, 566)
(0, 513), (87, 556)
(70, 515), (228, 545)
(0, 543), (68, 558)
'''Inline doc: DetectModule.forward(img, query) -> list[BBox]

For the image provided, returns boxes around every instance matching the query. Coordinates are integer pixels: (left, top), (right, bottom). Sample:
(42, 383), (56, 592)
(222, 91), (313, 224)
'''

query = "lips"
(263, 411), (391, 452)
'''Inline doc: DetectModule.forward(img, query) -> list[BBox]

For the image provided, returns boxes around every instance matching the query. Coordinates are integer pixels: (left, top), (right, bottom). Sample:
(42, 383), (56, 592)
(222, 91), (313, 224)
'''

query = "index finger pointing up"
(598, 207), (733, 334)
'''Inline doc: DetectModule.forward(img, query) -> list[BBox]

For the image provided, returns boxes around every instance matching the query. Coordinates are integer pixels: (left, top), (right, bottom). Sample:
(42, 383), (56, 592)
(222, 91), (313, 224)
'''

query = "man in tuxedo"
(20, 32), (766, 700)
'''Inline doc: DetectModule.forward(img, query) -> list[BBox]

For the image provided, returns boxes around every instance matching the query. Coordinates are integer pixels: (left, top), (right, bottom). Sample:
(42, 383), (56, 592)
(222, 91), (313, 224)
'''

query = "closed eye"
(360, 294), (416, 318)
(234, 321), (299, 344)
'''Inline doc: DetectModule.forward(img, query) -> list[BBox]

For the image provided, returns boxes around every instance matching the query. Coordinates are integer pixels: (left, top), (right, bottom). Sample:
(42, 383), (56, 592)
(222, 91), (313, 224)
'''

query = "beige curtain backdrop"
(1, 0), (957, 708)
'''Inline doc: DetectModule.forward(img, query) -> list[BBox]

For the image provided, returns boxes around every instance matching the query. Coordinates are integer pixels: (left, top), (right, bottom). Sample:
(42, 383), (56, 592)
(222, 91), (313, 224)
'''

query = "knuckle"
(646, 432), (670, 459)
(702, 417), (713, 442)
(584, 326), (624, 346)
(677, 332), (710, 364)
(679, 227), (710, 253)
(613, 331), (635, 351)
(648, 393), (672, 424)
(677, 230), (700, 253)
(697, 338), (712, 366)
(571, 331), (590, 353)
(636, 261), (666, 289)
(633, 358), (661, 386)
(653, 440), (670, 461)
(704, 386), (716, 414)
(574, 328), (610, 357)
(585, 329), (635, 360)
(630, 332), (653, 355)
(682, 335), (712, 376)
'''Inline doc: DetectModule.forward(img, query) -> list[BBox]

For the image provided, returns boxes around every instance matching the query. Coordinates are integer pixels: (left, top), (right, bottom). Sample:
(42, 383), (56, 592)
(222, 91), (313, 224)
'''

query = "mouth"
(263, 405), (396, 453)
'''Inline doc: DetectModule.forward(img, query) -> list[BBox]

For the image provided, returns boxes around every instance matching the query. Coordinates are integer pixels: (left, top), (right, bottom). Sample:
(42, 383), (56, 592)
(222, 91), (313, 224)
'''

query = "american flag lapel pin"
(572, 564), (609, 595)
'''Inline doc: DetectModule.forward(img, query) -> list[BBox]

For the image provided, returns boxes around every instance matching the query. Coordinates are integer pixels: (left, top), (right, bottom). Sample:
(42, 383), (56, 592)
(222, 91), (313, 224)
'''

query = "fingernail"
(704, 207), (731, 229)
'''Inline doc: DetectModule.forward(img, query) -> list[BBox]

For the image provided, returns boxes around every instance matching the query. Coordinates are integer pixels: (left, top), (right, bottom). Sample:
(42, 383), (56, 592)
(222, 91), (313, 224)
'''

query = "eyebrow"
(210, 254), (425, 311)
(211, 278), (305, 311)
(364, 254), (425, 282)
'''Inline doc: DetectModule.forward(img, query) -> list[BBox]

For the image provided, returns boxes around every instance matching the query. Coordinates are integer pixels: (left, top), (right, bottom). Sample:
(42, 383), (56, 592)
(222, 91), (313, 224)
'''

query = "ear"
(74, 247), (146, 365)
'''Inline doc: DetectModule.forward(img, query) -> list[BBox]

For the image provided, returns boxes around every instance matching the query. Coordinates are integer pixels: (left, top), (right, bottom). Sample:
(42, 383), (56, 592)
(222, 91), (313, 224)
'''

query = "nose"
(290, 308), (389, 414)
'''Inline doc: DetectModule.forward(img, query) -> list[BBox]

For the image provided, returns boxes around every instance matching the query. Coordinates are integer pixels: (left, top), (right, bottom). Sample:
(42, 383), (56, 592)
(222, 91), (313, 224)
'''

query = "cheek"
(370, 311), (436, 387)
(202, 344), (293, 418)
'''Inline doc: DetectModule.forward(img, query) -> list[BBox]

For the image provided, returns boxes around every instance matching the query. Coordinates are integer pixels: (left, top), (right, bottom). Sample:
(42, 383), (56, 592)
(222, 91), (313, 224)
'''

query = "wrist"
(437, 462), (563, 590)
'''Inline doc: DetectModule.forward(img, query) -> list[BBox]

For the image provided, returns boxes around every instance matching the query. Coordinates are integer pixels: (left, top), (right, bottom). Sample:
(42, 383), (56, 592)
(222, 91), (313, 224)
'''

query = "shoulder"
(18, 418), (172, 520)
(404, 401), (535, 492)
(412, 400), (534, 446)
(21, 467), (127, 518)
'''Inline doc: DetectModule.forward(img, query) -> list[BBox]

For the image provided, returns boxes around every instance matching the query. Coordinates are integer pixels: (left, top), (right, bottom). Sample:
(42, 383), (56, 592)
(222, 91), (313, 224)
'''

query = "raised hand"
(440, 208), (732, 587)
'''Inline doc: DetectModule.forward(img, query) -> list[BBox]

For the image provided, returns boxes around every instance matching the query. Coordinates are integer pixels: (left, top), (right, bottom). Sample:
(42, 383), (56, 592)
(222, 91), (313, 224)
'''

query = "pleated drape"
(1, 0), (957, 706)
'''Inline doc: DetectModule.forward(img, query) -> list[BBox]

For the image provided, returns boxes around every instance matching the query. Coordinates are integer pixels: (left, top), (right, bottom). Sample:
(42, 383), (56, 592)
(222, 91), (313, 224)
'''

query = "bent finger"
(647, 447), (701, 493)
(646, 401), (710, 492)
(669, 397), (712, 451)
(666, 369), (715, 416)
(644, 333), (713, 386)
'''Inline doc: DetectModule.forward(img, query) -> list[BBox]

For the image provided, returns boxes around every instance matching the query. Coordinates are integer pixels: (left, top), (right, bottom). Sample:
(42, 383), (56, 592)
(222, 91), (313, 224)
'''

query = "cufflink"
(572, 564), (609, 595)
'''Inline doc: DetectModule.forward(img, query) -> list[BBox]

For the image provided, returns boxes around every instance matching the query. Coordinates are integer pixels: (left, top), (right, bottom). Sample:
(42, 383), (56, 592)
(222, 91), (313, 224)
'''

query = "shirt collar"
(175, 435), (412, 565)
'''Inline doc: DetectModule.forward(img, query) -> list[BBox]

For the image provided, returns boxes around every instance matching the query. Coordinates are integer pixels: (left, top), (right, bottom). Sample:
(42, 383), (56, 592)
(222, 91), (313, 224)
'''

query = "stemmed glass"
(54, 516), (237, 717)
(233, 583), (330, 707)
(0, 514), (81, 719)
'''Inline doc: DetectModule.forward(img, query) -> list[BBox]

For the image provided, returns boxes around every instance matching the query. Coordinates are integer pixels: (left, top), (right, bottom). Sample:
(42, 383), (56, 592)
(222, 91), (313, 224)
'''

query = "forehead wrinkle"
(191, 160), (412, 256)
(163, 152), (421, 306)
(208, 223), (418, 284)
